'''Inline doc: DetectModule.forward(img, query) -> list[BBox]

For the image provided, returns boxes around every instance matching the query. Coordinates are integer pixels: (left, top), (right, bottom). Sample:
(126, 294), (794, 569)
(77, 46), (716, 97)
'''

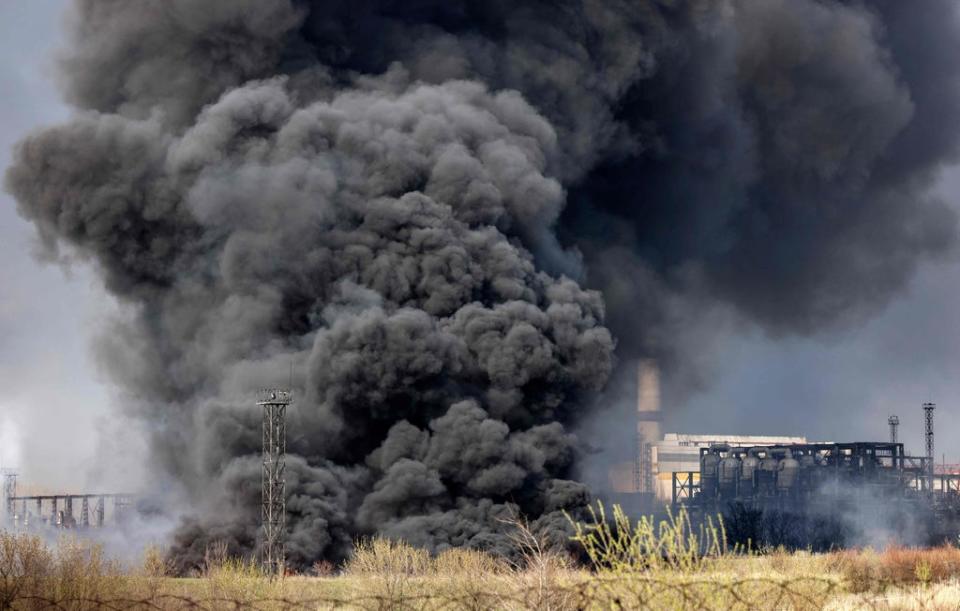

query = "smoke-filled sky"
(5, 0), (960, 567)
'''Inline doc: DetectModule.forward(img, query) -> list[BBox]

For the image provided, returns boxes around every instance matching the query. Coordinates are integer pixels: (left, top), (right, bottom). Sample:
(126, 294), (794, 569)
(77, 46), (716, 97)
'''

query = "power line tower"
(2, 469), (17, 523)
(888, 415), (899, 444)
(923, 402), (935, 491)
(259, 389), (290, 575)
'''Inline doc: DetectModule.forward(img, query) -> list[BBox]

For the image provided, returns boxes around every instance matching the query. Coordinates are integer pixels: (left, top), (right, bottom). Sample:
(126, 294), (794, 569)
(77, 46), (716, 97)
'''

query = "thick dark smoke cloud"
(6, 0), (960, 569)
(569, 0), (960, 359)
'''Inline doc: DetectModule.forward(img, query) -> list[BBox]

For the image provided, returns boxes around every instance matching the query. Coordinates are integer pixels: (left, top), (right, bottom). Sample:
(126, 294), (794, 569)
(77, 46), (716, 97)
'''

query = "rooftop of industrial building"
(661, 433), (808, 445)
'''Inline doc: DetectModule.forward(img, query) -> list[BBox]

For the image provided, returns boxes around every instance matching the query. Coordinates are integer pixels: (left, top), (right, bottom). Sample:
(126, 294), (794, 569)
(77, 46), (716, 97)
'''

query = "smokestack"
(635, 360), (662, 494)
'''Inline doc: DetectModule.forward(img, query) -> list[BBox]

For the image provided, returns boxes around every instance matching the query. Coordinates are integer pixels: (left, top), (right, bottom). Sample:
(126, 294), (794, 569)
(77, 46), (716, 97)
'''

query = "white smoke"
(0, 413), (21, 471)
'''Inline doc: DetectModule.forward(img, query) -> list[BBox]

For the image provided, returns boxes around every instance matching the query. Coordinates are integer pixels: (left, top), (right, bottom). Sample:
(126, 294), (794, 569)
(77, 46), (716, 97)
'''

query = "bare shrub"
(0, 531), (52, 607)
(312, 559), (335, 576)
(200, 541), (279, 603)
(345, 537), (431, 577)
(137, 544), (173, 601)
(499, 513), (580, 611)
(432, 547), (509, 576)
(201, 540), (230, 577)
(45, 535), (124, 606)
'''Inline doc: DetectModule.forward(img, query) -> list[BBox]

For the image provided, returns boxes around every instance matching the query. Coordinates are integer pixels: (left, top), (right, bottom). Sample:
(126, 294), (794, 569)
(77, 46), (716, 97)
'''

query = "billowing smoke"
(6, 0), (960, 569)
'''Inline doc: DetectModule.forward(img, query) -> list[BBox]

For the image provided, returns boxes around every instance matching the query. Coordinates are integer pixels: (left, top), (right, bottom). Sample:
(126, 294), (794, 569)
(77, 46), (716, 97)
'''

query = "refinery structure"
(1, 468), (133, 530)
(607, 360), (810, 508)
(603, 361), (960, 546)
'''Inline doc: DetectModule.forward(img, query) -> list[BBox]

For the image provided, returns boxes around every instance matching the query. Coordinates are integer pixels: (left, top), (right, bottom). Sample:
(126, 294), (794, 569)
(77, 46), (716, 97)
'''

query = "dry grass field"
(2, 505), (960, 609)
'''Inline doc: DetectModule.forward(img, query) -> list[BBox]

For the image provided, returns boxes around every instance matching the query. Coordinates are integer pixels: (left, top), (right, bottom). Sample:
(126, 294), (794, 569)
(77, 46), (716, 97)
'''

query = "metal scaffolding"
(259, 389), (290, 575)
(888, 415), (899, 444)
(7, 494), (130, 528)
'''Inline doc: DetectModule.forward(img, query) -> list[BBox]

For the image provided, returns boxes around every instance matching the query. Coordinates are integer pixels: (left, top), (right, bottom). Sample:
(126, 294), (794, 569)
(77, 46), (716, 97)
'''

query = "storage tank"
(700, 451), (720, 499)
(776, 449), (800, 492)
(757, 453), (779, 494)
(740, 449), (760, 495)
(718, 455), (740, 497)
(798, 452), (816, 488)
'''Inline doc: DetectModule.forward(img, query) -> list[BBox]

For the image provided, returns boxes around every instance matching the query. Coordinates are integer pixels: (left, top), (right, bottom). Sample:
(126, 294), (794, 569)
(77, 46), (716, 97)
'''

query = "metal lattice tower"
(924, 402), (935, 490)
(888, 415), (899, 444)
(259, 389), (290, 575)
(924, 403), (935, 462)
(2, 470), (16, 522)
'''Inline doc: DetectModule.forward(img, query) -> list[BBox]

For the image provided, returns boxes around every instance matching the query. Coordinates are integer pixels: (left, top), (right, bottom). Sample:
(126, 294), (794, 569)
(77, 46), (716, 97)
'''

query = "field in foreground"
(5, 508), (960, 609)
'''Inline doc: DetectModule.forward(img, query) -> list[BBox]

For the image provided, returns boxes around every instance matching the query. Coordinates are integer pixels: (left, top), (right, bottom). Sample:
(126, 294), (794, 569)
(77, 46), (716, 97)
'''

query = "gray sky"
(672, 166), (960, 460)
(3, 0), (960, 496)
(0, 0), (116, 491)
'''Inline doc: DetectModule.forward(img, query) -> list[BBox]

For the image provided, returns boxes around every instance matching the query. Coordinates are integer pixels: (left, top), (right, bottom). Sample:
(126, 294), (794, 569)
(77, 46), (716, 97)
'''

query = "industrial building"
(603, 362), (958, 514)
(599, 360), (960, 548)
(2, 470), (133, 529)
(605, 360), (809, 509)
(679, 441), (930, 508)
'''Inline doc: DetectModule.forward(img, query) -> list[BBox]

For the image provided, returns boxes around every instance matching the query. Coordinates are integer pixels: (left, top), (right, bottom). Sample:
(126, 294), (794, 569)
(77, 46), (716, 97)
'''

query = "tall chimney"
(635, 359), (662, 494)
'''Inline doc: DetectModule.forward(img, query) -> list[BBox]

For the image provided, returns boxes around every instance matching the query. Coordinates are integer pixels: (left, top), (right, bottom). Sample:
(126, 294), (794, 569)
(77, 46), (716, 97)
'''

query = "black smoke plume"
(6, 0), (960, 569)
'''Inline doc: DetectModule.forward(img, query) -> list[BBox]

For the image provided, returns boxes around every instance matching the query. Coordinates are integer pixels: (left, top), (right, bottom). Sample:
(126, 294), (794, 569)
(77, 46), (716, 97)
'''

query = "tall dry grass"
(197, 540), (287, 603)
(3, 506), (960, 609)
(568, 502), (726, 573)
(823, 545), (960, 592)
